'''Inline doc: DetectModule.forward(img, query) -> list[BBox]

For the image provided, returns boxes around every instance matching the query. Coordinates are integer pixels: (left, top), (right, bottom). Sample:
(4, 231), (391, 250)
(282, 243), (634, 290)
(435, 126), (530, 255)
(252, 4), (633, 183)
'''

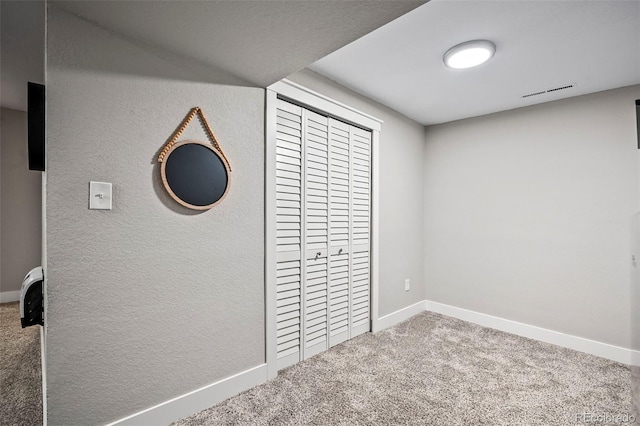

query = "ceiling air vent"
(547, 84), (574, 93)
(522, 91), (546, 98)
(522, 83), (575, 99)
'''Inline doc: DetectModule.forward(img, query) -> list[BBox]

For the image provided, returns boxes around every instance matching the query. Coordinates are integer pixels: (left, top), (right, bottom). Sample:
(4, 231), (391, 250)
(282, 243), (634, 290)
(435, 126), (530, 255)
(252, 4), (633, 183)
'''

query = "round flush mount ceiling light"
(443, 40), (496, 69)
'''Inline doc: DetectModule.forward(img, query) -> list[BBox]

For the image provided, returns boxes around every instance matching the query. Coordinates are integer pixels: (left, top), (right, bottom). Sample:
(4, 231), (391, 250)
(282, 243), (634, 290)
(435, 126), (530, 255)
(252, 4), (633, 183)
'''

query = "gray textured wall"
(287, 69), (426, 318)
(0, 108), (42, 295)
(633, 149), (640, 420)
(0, 1), (45, 111)
(424, 85), (640, 348)
(46, 7), (264, 425)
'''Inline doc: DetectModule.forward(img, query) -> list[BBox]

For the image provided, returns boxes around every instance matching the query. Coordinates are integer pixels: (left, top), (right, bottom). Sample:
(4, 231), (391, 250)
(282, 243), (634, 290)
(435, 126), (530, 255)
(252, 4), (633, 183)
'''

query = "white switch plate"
(89, 181), (112, 210)
(405, 279), (410, 292)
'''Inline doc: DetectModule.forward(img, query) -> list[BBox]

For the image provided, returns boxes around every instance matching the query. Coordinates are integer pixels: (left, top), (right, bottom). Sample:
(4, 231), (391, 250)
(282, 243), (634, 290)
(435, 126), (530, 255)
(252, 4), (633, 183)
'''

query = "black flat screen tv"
(636, 99), (639, 150)
(28, 82), (45, 171)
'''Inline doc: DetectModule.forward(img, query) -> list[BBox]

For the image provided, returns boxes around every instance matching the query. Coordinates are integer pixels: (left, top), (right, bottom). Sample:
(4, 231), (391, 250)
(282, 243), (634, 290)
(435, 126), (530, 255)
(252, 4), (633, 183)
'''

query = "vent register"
(522, 84), (576, 99)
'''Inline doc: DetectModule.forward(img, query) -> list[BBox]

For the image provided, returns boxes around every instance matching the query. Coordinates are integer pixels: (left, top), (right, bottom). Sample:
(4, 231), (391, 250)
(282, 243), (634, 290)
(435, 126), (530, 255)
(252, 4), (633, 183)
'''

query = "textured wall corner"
(45, 7), (265, 425)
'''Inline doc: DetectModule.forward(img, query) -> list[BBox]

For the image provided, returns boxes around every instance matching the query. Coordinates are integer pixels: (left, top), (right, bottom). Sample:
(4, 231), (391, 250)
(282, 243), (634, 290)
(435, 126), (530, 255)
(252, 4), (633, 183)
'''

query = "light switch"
(89, 181), (112, 210)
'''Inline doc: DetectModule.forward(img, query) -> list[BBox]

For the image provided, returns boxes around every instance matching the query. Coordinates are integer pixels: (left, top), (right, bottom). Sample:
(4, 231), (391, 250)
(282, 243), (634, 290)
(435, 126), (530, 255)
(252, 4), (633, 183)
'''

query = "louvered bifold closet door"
(275, 100), (304, 370)
(350, 126), (372, 338)
(328, 119), (350, 347)
(303, 109), (330, 359)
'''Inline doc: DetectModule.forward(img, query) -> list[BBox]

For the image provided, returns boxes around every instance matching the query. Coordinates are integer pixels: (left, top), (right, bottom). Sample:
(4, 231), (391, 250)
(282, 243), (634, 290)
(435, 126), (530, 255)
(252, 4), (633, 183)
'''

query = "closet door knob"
(338, 248), (343, 254)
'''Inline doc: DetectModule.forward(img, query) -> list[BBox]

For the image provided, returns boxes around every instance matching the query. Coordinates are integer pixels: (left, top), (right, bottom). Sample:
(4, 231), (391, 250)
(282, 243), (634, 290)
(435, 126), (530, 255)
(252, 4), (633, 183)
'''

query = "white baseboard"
(373, 299), (636, 365)
(373, 300), (426, 332)
(106, 363), (268, 426)
(0, 290), (20, 303)
(100, 301), (640, 425)
(425, 300), (634, 365)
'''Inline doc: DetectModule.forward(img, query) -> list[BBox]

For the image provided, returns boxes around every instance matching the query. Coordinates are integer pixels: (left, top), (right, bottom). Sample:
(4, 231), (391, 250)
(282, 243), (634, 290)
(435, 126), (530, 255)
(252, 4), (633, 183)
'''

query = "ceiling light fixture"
(443, 40), (496, 70)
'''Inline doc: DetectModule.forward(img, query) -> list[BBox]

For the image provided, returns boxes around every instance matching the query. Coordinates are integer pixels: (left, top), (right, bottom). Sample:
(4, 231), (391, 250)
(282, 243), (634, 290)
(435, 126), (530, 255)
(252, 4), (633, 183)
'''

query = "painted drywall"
(0, 110), (2, 301)
(0, 0), (45, 111)
(0, 108), (42, 296)
(46, 7), (264, 425)
(0, 109), (2, 300)
(633, 147), (640, 418)
(287, 69), (426, 318)
(56, 0), (424, 88)
(424, 85), (640, 349)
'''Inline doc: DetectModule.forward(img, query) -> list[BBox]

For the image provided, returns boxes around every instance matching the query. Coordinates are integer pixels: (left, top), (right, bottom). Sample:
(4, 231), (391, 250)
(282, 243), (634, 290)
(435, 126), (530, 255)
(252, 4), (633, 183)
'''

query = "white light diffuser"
(444, 40), (496, 69)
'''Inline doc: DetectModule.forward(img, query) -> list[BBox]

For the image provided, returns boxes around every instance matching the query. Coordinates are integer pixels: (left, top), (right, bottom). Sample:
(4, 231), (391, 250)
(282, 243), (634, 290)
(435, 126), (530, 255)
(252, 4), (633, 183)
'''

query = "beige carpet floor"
(175, 312), (634, 426)
(0, 304), (634, 425)
(0, 302), (42, 426)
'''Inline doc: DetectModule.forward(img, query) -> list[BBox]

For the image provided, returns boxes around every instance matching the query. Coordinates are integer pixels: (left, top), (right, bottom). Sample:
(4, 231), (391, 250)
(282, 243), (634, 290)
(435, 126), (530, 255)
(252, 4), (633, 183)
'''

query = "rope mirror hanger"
(158, 107), (231, 211)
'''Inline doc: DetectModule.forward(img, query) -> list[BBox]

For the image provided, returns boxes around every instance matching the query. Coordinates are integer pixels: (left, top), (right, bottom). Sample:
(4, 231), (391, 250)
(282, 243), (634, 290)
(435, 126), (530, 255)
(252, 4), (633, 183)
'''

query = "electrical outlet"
(404, 279), (410, 292)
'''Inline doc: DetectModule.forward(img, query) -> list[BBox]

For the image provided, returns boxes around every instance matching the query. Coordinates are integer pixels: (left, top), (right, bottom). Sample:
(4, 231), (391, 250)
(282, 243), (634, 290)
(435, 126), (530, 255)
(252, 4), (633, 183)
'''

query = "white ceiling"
(310, 0), (640, 125)
(3, 0), (638, 125)
(1, 0), (423, 111)
(54, 0), (423, 88)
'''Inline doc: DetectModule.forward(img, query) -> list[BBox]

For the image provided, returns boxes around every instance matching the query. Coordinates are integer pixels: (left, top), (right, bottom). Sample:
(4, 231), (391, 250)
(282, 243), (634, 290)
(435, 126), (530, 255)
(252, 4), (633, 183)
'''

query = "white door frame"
(265, 79), (382, 379)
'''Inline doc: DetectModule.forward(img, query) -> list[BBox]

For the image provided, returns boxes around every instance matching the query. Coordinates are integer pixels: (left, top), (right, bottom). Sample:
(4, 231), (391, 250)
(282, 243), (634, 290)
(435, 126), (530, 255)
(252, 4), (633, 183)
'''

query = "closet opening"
(265, 80), (381, 378)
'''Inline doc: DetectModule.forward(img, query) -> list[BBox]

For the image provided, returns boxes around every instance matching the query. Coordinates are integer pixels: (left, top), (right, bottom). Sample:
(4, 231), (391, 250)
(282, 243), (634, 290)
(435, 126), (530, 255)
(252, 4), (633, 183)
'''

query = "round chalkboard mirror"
(160, 140), (230, 210)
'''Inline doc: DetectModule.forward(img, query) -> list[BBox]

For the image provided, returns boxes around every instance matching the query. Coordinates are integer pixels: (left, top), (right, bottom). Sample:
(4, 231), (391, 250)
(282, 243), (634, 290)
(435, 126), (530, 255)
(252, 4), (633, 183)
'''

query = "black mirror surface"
(163, 142), (229, 209)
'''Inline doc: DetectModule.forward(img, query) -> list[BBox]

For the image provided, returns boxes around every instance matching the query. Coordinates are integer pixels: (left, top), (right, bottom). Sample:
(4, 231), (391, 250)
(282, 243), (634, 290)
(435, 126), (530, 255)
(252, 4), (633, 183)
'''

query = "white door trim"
(370, 130), (380, 333)
(270, 80), (382, 132)
(265, 89), (278, 380)
(266, 80), (382, 378)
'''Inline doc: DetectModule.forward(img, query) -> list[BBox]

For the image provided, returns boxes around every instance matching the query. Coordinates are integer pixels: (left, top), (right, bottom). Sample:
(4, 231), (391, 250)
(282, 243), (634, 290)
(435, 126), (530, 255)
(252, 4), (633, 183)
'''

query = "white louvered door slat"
(303, 109), (329, 359)
(350, 126), (371, 339)
(274, 98), (372, 371)
(275, 100), (303, 370)
(328, 118), (351, 347)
